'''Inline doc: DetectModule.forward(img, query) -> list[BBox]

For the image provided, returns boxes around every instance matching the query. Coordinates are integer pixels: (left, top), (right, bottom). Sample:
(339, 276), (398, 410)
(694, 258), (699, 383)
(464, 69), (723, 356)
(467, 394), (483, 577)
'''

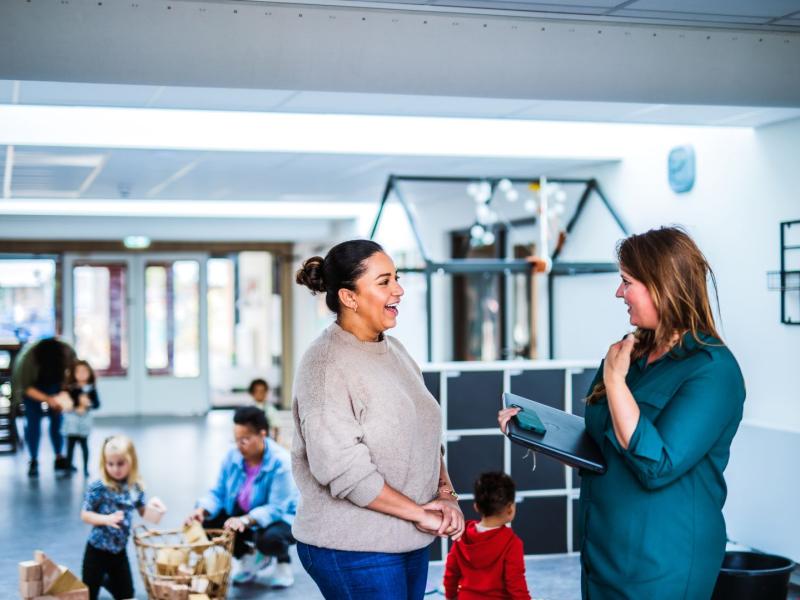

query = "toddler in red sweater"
(443, 472), (531, 600)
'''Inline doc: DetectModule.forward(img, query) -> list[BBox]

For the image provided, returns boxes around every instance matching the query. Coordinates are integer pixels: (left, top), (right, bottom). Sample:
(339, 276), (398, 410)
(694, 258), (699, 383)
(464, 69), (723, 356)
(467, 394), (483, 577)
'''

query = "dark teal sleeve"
(605, 359), (744, 490)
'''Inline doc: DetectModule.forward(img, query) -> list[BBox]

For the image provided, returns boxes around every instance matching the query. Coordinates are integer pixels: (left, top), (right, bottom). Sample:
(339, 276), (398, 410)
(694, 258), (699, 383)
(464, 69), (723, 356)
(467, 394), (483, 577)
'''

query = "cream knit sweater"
(291, 322), (442, 552)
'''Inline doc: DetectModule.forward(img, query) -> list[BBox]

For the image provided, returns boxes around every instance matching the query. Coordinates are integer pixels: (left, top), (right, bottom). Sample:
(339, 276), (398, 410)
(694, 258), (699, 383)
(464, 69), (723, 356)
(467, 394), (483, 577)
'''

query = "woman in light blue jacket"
(186, 406), (299, 587)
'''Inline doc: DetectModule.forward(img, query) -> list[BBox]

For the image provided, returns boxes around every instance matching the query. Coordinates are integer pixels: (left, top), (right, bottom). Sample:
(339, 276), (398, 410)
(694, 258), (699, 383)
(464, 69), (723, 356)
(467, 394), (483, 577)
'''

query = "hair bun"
(296, 256), (326, 293)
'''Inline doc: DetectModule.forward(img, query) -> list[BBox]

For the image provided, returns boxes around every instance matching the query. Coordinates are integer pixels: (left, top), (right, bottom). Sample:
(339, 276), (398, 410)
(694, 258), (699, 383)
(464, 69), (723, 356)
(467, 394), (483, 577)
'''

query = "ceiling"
(0, 77), (798, 208)
(1, 1), (799, 231)
(0, 144), (608, 203)
(255, 0), (800, 31)
(2, 79), (800, 126)
(3, 1), (799, 107)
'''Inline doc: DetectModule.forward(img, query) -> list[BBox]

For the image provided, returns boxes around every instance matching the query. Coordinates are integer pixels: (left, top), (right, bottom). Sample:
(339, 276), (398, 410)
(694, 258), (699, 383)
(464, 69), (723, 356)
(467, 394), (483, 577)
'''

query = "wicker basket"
(133, 525), (234, 599)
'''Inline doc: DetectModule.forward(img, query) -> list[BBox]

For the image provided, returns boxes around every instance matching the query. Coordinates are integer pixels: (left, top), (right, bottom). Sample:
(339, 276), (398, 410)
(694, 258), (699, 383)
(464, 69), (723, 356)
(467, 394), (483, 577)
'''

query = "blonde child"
(62, 359), (100, 476)
(444, 471), (531, 600)
(80, 435), (164, 600)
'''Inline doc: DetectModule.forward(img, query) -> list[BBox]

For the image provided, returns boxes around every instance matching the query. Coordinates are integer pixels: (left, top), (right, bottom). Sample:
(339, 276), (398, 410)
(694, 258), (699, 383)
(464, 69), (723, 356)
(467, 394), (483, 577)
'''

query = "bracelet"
(439, 488), (459, 501)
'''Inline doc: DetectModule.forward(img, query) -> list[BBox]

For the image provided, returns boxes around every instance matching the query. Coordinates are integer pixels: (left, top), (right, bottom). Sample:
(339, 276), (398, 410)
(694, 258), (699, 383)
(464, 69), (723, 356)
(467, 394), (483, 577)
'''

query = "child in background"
(248, 378), (280, 441)
(443, 471), (531, 600)
(62, 359), (100, 475)
(80, 435), (163, 600)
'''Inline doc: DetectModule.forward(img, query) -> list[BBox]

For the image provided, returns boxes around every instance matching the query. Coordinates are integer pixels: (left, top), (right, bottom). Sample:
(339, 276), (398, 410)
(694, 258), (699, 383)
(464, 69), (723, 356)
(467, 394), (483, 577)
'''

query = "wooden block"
(150, 580), (172, 600)
(56, 590), (89, 600)
(168, 583), (190, 600)
(143, 497), (167, 524)
(19, 579), (43, 598)
(189, 577), (209, 594)
(183, 521), (209, 545)
(203, 548), (231, 585)
(39, 559), (62, 591)
(188, 595), (210, 600)
(143, 504), (165, 524)
(34, 550), (47, 564)
(155, 548), (187, 576)
(19, 560), (42, 582)
(45, 565), (84, 594)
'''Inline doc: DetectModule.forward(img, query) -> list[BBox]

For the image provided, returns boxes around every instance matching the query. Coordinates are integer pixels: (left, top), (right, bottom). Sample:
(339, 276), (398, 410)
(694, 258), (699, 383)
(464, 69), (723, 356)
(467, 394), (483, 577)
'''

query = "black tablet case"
(503, 392), (607, 474)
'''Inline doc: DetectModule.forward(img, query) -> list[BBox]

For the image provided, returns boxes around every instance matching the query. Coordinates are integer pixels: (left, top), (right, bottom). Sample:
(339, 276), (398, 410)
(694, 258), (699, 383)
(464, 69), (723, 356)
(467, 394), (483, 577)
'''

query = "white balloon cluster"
(466, 180), (499, 247)
(466, 179), (570, 247)
(524, 183), (568, 217)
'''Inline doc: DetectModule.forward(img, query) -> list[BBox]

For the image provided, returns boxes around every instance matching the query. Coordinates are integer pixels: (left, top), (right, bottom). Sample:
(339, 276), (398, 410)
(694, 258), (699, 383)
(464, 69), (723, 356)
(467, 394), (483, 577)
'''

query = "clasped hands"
(414, 496), (465, 542)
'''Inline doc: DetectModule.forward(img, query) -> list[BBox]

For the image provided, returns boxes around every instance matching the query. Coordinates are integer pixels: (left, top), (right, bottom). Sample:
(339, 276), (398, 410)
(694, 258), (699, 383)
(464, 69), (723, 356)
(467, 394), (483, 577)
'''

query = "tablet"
(503, 392), (607, 474)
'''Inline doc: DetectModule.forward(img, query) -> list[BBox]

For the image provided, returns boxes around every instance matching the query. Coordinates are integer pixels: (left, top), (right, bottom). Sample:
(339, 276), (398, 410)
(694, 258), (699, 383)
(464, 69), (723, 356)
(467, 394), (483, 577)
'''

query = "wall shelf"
(768, 220), (800, 325)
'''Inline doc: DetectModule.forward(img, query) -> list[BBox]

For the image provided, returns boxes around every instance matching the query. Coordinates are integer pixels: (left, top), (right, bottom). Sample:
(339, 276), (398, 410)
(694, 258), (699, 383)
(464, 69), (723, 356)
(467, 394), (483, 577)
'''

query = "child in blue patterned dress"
(62, 360), (100, 476)
(80, 435), (152, 600)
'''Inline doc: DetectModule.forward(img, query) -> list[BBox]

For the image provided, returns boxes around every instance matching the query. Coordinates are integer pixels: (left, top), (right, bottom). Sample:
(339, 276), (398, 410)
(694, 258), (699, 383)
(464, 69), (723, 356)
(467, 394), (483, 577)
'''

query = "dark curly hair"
(474, 471), (516, 517)
(248, 378), (269, 395)
(234, 405), (269, 433)
(295, 239), (384, 315)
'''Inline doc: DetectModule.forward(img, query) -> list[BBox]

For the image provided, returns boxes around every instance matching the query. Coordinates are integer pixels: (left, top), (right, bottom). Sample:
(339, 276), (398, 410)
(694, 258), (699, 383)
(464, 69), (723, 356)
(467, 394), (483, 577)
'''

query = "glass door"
(64, 253), (208, 416)
(138, 255), (206, 414)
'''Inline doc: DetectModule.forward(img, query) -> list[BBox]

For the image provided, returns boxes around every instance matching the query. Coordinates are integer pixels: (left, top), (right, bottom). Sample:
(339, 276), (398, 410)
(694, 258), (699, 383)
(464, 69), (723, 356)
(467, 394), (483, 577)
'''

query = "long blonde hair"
(99, 435), (144, 492)
(587, 226), (722, 404)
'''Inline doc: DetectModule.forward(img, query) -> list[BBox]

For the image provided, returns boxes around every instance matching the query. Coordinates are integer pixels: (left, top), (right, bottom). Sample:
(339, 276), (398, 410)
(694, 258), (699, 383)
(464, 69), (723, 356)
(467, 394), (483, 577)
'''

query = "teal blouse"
(578, 333), (745, 600)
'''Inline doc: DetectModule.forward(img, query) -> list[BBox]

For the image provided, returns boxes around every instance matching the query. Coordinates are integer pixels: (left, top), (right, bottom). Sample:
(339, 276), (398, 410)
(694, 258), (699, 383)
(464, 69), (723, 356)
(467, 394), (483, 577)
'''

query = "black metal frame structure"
(768, 219), (800, 325)
(369, 174), (630, 360)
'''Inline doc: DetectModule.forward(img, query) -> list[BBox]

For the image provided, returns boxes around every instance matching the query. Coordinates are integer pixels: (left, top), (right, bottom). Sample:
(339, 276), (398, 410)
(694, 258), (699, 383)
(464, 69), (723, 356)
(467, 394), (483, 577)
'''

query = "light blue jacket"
(197, 439), (298, 528)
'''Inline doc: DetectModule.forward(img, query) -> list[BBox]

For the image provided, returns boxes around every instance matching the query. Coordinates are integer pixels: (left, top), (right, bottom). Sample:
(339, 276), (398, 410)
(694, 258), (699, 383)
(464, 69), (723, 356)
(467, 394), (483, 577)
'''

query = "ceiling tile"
(508, 100), (657, 121)
(18, 80), (158, 107)
(612, 9), (772, 24)
(428, 0), (610, 13)
(0, 80), (16, 104)
(281, 91), (534, 117)
(150, 86), (298, 111)
(620, 0), (800, 19)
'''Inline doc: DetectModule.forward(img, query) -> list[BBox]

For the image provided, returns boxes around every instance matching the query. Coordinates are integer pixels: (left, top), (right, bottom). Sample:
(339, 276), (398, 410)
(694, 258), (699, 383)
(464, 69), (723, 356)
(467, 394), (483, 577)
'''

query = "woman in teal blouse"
(501, 226), (746, 599)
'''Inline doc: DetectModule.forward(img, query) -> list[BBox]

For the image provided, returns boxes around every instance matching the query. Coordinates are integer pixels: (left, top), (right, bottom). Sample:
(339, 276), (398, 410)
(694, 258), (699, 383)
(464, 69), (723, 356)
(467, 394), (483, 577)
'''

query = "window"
(0, 258), (57, 345)
(145, 260), (200, 377)
(73, 263), (128, 376)
(206, 252), (283, 407)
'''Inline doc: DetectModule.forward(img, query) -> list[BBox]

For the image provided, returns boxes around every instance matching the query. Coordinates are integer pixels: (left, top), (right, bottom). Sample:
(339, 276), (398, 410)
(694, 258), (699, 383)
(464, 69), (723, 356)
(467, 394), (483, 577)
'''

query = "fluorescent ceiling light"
(0, 199), (371, 219)
(13, 151), (107, 168)
(0, 104), (640, 160)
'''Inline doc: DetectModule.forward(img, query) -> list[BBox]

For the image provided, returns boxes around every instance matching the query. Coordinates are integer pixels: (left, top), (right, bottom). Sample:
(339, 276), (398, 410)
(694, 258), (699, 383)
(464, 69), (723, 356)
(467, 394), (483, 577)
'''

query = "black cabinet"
(425, 362), (597, 560)
(446, 435), (504, 492)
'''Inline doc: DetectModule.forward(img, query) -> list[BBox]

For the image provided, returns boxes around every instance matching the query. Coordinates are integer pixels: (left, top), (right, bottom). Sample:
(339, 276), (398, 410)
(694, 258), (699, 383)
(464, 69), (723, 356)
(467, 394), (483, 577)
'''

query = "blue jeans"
(24, 398), (63, 461)
(297, 542), (430, 600)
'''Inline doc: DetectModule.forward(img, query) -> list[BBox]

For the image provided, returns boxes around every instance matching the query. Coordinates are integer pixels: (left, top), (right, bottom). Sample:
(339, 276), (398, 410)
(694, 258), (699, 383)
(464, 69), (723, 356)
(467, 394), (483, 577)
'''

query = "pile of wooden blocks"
(19, 551), (89, 600)
(146, 522), (229, 600)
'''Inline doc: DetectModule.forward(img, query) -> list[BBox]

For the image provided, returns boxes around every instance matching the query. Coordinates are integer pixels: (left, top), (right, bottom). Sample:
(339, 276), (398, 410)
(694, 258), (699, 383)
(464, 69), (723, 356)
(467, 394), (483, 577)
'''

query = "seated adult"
(186, 406), (299, 587)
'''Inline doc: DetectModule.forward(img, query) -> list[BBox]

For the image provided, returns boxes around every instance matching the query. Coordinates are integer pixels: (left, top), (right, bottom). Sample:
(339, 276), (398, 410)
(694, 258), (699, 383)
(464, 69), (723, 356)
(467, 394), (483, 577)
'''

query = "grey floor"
(1, 410), (580, 599)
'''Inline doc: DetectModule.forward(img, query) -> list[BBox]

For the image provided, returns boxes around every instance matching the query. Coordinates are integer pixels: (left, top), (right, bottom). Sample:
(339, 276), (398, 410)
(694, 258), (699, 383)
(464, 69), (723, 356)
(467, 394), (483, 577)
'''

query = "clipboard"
(503, 392), (607, 474)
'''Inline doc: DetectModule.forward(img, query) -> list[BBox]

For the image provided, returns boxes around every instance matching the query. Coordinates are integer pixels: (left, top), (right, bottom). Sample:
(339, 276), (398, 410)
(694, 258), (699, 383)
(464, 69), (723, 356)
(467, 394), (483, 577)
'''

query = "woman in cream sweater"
(293, 239), (464, 600)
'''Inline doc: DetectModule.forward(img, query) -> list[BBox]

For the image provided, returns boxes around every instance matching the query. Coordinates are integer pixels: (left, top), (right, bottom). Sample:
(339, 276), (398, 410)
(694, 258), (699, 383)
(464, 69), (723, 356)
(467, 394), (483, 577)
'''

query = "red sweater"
(443, 520), (531, 600)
